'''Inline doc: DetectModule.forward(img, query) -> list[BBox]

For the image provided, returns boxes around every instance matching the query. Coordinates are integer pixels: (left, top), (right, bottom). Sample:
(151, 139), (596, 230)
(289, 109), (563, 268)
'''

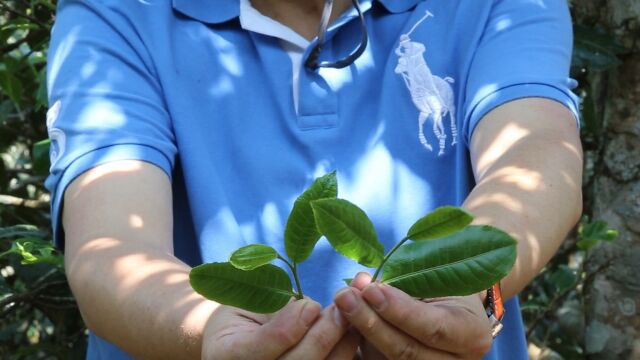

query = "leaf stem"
(277, 255), (304, 299)
(371, 236), (409, 282)
(292, 263), (304, 300)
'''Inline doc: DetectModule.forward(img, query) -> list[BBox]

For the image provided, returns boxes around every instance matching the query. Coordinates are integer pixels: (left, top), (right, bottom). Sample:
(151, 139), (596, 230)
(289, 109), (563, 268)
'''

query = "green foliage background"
(0, 0), (86, 358)
(0, 1), (630, 359)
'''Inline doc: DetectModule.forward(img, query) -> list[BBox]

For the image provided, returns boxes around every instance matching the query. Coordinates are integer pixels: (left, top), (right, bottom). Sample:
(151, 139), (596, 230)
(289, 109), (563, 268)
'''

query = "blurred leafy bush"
(0, 1), (85, 358)
(0, 1), (627, 359)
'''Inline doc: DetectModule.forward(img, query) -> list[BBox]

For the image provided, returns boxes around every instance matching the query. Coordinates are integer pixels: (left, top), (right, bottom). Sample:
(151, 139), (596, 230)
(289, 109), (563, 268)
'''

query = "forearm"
(464, 99), (583, 300)
(62, 161), (217, 359)
(463, 164), (581, 300)
(65, 238), (218, 359)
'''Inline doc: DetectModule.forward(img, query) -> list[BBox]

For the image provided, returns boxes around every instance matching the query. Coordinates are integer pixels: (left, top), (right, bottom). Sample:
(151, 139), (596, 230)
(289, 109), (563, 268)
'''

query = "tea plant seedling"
(190, 172), (517, 313)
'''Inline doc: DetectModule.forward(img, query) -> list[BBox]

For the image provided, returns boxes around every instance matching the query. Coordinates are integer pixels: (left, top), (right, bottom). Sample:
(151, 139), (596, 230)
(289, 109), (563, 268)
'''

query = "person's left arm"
(335, 97), (583, 359)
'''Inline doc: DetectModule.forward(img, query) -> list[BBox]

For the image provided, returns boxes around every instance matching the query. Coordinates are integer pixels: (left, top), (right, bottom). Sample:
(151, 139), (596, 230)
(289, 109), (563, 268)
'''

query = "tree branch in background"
(0, 2), (48, 28)
(0, 194), (49, 209)
(0, 280), (68, 318)
(0, 37), (29, 55)
(525, 259), (614, 339)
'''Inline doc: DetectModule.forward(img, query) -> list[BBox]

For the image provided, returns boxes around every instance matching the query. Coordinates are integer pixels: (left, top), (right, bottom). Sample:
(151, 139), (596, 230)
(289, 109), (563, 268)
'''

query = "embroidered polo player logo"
(395, 11), (457, 156)
(46, 100), (66, 166)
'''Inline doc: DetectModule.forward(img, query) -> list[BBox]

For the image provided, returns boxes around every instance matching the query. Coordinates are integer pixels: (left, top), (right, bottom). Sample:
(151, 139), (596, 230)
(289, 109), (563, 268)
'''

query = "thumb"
(252, 299), (321, 358)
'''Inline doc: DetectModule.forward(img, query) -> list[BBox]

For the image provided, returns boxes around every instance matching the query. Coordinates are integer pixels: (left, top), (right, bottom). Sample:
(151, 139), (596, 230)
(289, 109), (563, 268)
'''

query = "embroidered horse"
(394, 12), (457, 156)
(46, 100), (66, 165)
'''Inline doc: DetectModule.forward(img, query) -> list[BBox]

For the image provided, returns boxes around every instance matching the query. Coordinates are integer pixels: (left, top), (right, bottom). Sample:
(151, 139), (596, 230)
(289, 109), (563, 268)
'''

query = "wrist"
(184, 298), (220, 359)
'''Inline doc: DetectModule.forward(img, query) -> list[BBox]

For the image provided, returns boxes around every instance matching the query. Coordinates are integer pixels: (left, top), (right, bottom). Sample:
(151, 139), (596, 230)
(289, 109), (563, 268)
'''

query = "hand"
(335, 273), (492, 360)
(202, 299), (360, 360)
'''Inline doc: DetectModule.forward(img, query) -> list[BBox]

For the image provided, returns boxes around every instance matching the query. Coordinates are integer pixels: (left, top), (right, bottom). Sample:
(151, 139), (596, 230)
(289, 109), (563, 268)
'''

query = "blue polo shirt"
(46, 0), (579, 358)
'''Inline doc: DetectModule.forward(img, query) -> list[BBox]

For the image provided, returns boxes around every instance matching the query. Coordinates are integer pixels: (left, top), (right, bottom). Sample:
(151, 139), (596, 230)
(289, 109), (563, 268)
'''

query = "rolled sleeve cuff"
(47, 144), (173, 250)
(464, 82), (581, 145)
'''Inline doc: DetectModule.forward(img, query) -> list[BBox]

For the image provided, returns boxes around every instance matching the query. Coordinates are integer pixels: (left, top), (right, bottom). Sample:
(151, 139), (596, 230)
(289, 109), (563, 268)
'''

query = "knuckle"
(312, 331), (335, 353)
(393, 341), (420, 360)
(418, 312), (446, 345)
(395, 303), (413, 324)
(272, 325), (299, 347)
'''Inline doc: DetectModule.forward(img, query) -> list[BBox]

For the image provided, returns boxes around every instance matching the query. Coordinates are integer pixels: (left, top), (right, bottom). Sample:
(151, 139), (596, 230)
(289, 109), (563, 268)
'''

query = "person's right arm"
(64, 160), (212, 358)
(63, 160), (359, 359)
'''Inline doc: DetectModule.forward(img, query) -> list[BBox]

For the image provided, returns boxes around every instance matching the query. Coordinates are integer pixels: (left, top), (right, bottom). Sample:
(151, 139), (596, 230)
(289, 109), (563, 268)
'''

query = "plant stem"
(371, 236), (409, 282)
(292, 263), (304, 300)
(277, 255), (304, 299)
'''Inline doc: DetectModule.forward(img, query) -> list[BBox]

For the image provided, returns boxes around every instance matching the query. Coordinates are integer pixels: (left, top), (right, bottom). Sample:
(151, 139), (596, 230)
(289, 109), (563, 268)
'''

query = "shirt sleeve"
(44, 0), (177, 249)
(462, 0), (580, 145)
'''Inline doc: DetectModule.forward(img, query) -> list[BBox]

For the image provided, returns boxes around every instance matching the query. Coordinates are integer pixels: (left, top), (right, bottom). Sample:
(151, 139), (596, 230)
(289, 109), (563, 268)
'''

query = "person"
(45, 0), (583, 358)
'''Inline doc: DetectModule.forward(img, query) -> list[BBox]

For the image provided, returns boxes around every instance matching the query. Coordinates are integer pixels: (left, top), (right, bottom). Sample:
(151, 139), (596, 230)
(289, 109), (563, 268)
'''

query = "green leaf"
(0, 237), (63, 267)
(32, 139), (51, 176)
(34, 68), (48, 111)
(381, 225), (517, 298)
(572, 25), (626, 72)
(580, 89), (598, 140)
(284, 171), (338, 263)
(0, 276), (10, 294)
(576, 239), (596, 251)
(0, 225), (44, 239)
(0, 68), (23, 107)
(311, 198), (384, 267)
(520, 302), (545, 313)
(190, 262), (294, 313)
(342, 278), (353, 286)
(406, 206), (473, 241)
(229, 244), (278, 270)
(549, 265), (577, 293)
(577, 220), (618, 250)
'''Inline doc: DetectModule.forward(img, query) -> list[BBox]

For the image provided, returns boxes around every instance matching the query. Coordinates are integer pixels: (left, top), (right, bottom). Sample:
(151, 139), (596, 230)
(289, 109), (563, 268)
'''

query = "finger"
(281, 304), (350, 360)
(246, 299), (321, 359)
(350, 272), (372, 289)
(325, 328), (361, 360)
(335, 287), (456, 360)
(361, 283), (492, 356)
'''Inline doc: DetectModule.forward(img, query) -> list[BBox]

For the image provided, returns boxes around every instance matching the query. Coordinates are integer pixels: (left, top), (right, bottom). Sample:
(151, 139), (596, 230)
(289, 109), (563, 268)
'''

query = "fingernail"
(332, 305), (348, 328)
(355, 272), (372, 283)
(363, 284), (387, 311)
(300, 300), (320, 326)
(335, 288), (359, 314)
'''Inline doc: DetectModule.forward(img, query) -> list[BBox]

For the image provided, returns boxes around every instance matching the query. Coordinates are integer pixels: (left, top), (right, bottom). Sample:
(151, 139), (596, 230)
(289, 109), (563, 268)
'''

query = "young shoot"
(190, 172), (517, 313)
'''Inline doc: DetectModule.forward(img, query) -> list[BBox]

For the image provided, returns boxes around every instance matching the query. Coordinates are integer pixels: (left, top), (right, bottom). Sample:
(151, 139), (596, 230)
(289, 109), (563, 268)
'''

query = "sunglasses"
(304, 0), (368, 70)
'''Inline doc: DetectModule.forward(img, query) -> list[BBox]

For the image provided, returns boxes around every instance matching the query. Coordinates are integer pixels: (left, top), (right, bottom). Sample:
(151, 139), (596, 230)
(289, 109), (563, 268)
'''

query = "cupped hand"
(202, 299), (360, 360)
(335, 273), (492, 360)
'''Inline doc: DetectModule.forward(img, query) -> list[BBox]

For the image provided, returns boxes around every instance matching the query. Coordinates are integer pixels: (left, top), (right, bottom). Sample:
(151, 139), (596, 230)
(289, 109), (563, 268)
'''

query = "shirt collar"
(172, 0), (423, 24)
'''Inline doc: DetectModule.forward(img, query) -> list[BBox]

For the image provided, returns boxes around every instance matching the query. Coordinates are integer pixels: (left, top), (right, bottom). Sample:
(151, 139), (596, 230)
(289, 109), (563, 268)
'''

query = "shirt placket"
(296, 4), (371, 130)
